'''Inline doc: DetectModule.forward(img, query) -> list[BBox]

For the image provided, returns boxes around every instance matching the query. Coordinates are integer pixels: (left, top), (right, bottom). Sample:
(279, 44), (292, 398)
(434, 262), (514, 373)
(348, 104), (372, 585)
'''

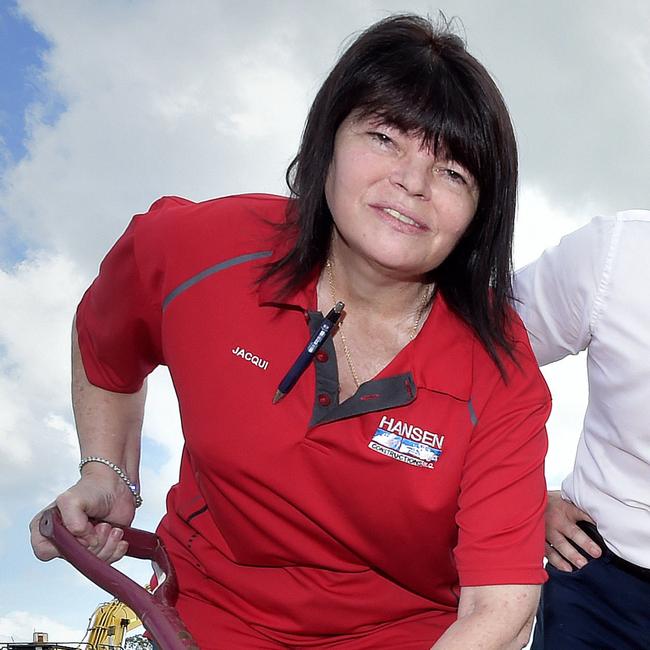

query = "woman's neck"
(323, 237), (429, 320)
(317, 237), (434, 400)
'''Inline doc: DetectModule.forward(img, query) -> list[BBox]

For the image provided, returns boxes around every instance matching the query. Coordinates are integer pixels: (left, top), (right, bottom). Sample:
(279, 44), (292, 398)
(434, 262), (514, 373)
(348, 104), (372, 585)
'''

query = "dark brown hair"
(263, 14), (518, 367)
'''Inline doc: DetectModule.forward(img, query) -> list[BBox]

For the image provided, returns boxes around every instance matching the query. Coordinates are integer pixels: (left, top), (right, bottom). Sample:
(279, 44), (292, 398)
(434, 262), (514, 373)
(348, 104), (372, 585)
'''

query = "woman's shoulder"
(130, 192), (288, 255)
(116, 193), (290, 296)
(136, 192), (289, 232)
(470, 304), (552, 408)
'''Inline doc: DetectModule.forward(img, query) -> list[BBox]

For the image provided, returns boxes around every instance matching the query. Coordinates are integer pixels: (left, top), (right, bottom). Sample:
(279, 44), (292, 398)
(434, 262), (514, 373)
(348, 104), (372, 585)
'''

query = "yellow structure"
(84, 599), (142, 649)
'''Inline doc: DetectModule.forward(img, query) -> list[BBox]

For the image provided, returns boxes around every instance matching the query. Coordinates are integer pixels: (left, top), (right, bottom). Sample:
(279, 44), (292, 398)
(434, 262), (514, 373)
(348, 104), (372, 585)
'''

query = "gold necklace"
(325, 259), (431, 389)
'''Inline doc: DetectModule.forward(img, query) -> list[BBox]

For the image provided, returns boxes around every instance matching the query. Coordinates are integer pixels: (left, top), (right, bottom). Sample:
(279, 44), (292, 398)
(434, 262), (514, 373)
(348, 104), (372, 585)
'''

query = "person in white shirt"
(514, 210), (650, 649)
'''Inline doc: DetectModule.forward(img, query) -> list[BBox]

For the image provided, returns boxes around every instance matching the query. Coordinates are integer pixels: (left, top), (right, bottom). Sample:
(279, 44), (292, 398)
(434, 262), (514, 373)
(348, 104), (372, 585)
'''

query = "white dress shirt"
(514, 210), (650, 568)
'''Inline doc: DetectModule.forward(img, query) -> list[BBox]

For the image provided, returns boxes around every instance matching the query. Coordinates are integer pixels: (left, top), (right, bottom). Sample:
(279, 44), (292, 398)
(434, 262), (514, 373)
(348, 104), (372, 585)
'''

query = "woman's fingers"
(92, 525), (129, 563)
(31, 479), (134, 565)
(90, 522), (112, 550)
(108, 538), (130, 565)
(31, 510), (129, 564)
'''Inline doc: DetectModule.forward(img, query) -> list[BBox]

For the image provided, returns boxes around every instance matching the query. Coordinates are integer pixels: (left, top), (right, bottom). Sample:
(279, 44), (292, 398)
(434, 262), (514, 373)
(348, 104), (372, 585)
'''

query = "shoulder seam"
(589, 216), (621, 336)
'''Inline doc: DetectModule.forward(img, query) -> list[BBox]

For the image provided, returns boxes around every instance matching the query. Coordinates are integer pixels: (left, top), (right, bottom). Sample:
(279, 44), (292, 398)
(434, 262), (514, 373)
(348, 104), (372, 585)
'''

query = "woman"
(31, 14), (550, 649)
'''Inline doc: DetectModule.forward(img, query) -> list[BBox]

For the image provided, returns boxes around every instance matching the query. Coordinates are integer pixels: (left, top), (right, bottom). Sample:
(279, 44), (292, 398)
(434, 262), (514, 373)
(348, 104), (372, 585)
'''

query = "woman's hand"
(30, 464), (135, 564)
(544, 490), (602, 571)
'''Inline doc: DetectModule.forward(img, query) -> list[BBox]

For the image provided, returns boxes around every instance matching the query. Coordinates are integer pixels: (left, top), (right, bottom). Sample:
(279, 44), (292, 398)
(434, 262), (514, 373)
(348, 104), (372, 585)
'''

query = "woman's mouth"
(382, 207), (423, 228)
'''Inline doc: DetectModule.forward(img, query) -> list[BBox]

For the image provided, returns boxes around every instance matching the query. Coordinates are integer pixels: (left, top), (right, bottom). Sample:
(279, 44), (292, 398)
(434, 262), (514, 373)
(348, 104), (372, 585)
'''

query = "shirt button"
(318, 393), (331, 407)
(315, 351), (328, 363)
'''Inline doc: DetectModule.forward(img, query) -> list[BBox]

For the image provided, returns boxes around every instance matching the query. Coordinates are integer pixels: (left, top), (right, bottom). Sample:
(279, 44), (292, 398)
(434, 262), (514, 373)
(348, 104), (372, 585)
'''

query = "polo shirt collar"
(257, 243), (473, 403)
(257, 240), (318, 312)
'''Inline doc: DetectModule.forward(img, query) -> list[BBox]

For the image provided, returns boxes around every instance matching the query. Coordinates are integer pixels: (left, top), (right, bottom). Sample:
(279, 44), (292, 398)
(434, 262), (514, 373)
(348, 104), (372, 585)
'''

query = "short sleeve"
(76, 214), (164, 393)
(514, 217), (613, 366)
(454, 324), (551, 586)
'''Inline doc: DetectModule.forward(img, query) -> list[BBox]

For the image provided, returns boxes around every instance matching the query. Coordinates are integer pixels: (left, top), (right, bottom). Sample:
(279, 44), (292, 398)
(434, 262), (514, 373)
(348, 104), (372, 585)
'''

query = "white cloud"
(447, 0), (650, 213)
(0, 610), (84, 644)
(0, 253), (83, 512)
(0, 250), (182, 510)
(514, 185), (587, 268)
(540, 354), (588, 489)
(4, 0), (340, 271)
(143, 370), (184, 466)
(0, 253), (82, 398)
(135, 368), (184, 529)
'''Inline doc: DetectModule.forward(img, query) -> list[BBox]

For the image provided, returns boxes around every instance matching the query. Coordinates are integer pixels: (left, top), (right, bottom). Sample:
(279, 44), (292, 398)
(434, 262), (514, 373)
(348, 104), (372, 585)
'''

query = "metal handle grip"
(39, 507), (199, 650)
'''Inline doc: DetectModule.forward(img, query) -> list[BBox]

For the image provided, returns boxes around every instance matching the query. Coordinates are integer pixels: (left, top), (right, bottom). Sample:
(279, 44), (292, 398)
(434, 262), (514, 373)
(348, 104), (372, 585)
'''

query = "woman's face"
(325, 113), (479, 280)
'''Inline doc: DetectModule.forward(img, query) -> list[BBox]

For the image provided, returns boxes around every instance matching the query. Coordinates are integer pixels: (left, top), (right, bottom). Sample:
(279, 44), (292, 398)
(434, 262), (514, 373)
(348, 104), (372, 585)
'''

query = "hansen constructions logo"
(369, 416), (444, 469)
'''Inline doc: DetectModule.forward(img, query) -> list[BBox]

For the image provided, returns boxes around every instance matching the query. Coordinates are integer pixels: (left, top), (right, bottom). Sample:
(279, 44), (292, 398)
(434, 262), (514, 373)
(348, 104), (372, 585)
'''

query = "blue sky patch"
(0, 2), (64, 168)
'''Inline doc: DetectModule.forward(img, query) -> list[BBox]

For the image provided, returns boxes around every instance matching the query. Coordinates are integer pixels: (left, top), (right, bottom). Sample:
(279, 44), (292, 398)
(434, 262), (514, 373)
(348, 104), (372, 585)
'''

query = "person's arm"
(30, 206), (166, 562)
(513, 217), (612, 366)
(30, 324), (146, 563)
(542, 490), (602, 571)
(432, 584), (539, 649)
(441, 325), (548, 648)
(514, 217), (614, 562)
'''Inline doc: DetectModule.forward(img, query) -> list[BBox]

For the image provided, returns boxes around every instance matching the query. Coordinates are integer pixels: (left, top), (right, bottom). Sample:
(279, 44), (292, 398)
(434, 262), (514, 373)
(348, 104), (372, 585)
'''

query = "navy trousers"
(531, 529), (650, 649)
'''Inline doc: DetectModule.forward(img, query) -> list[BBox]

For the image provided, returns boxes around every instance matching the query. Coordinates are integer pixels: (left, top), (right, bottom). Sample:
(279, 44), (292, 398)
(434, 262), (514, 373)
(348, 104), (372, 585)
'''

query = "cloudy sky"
(1, 0), (648, 643)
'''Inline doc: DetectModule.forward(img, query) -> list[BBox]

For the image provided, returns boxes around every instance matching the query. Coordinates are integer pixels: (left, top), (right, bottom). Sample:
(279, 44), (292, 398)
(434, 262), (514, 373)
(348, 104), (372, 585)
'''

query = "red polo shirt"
(77, 194), (550, 649)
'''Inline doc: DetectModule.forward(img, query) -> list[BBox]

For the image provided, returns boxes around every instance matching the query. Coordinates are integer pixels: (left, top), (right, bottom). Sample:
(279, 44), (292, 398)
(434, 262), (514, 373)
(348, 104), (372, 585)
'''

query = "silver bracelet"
(79, 456), (143, 508)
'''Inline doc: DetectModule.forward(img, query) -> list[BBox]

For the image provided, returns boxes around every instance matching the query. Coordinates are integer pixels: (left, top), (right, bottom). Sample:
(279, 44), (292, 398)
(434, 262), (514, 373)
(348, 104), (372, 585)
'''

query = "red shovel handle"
(39, 507), (199, 650)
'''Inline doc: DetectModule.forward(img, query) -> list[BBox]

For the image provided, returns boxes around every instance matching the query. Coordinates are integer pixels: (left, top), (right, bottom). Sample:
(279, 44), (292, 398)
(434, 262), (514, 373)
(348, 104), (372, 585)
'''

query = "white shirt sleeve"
(513, 217), (613, 366)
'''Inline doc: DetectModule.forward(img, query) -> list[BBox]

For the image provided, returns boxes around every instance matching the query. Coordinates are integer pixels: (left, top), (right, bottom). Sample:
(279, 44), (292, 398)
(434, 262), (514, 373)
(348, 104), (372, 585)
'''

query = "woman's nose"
(388, 154), (430, 199)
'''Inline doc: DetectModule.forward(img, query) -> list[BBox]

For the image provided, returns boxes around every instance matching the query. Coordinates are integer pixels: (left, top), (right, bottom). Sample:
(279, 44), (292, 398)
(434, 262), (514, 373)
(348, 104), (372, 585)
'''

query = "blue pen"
(272, 301), (345, 404)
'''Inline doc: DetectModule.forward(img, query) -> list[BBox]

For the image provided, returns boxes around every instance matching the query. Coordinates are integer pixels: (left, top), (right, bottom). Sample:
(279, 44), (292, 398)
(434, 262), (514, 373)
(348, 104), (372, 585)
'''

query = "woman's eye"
(434, 167), (467, 185)
(369, 131), (392, 146)
(446, 169), (466, 183)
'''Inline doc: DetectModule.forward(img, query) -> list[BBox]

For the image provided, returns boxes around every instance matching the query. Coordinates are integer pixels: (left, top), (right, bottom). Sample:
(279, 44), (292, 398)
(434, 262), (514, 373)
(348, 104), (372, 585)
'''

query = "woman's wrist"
(79, 456), (142, 508)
